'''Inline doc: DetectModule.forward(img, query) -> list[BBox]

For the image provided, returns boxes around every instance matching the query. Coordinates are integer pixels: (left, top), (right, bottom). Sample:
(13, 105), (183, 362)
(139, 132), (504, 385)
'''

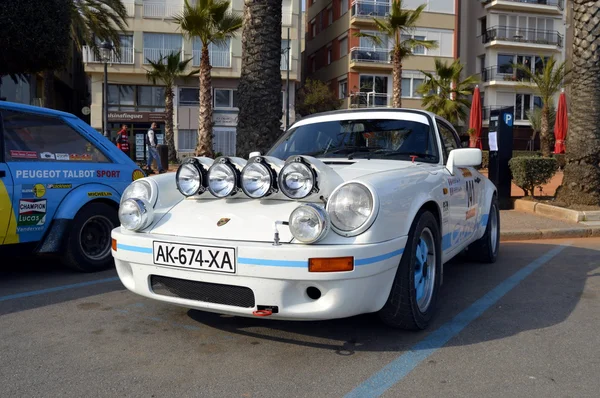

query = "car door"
(0, 113), (16, 245)
(436, 119), (478, 255)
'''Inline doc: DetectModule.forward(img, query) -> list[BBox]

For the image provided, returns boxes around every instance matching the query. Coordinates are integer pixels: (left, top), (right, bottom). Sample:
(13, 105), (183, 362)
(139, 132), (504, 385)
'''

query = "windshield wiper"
(382, 151), (437, 161)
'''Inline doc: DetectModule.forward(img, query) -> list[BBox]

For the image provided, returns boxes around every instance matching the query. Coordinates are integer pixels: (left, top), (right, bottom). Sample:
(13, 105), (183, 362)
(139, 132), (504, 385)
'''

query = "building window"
(358, 74), (389, 106)
(143, 33), (183, 64)
(401, 34), (427, 55)
(340, 0), (348, 16)
(179, 88), (199, 106)
(401, 74), (425, 98)
(108, 84), (166, 111)
(328, 6), (333, 25)
(339, 37), (348, 57)
(515, 93), (542, 121)
(178, 128), (236, 156)
(339, 79), (348, 99)
(311, 21), (316, 38)
(214, 89), (238, 109)
(327, 46), (332, 64)
(108, 85), (135, 111)
(281, 40), (291, 70)
(137, 86), (166, 112)
(193, 38), (231, 68)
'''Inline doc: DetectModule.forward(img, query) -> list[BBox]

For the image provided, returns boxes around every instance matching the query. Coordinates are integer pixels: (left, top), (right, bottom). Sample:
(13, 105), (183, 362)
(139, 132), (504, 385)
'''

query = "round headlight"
(120, 180), (152, 205)
(208, 162), (238, 197)
(278, 161), (316, 199)
(327, 183), (375, 235)
(289, 204), (329, 244)
(241, 161), (274, 198)
(176, 162), (203, 196)
(119, 198), (154, 231)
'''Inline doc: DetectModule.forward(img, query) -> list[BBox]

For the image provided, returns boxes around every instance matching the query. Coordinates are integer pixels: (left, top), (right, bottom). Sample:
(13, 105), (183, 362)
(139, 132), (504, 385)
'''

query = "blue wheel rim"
(414, 227), (436, 312)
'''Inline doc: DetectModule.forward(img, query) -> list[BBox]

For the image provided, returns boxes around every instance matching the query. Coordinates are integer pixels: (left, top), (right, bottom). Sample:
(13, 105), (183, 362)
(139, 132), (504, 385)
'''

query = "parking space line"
(344, 243), (571, 398)
(0, 277), (120, 303)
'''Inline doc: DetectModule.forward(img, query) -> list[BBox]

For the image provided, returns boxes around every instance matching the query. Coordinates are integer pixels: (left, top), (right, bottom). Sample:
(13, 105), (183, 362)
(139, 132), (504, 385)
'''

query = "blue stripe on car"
(116, 243), (153, 254)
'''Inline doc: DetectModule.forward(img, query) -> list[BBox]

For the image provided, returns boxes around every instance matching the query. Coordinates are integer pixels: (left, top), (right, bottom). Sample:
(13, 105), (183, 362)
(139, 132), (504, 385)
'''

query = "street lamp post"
(99, 41), (114, 139)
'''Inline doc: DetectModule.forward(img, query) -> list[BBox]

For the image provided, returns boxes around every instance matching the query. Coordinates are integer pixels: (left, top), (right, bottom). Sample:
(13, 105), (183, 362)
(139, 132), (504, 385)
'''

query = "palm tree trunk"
(165, 88), (177, 163)
(540, 105), (550, 157)
(555, 0), (600, 206)
(43, 70), (55, 108)
(392, 47), (402, 108)
(237, 0), (283, 157)
(196, 45), (214, 157)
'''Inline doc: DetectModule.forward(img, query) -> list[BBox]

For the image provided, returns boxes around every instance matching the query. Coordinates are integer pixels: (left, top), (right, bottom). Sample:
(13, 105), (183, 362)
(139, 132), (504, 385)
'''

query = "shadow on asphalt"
(0, 255), (122, 317)
(186, 242), (599, 355)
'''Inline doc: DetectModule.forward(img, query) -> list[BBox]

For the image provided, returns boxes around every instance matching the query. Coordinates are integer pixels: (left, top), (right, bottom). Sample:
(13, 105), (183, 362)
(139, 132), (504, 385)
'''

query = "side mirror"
(249, 151), (261, 159)
(446, 148), (482, 174)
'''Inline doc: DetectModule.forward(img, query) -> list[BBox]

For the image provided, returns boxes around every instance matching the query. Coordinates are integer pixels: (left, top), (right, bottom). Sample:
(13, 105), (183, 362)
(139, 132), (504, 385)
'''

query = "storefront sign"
(108, 112), (167, 122)
(214, 113), (238, 127)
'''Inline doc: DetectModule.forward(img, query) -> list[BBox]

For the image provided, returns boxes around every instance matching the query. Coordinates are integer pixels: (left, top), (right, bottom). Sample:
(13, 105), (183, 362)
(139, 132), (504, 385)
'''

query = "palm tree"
(44, 0), (129, 108)
(353, 0), (437, 108)
(512, 56), (569, 157)
(236, 0), (284, 157)
(145, 52), (198, 163)
(174, 0), (243, 157)
(416, 59), (479, 126)
(526, 105), (556, 151)
(555, 0), (600, 206)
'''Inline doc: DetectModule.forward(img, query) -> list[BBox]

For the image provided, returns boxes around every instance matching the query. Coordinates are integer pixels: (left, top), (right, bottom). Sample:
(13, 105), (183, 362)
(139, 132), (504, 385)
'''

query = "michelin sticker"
(56, 153), (70, 161)
(18, 199), (47, 227)
(88, 192), (112, 197)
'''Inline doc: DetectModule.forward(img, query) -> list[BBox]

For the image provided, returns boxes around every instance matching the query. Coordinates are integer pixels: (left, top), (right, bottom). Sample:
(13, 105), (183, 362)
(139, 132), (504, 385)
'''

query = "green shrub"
(553, 153), (566, 169)
(478, 150), (540, 169)
(508, 157), (558, 197)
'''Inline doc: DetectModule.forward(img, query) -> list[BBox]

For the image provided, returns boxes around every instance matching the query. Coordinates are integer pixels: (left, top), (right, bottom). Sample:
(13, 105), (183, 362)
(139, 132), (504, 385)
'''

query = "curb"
(500, 227), (600, 241)
(514, 199), (600, 223)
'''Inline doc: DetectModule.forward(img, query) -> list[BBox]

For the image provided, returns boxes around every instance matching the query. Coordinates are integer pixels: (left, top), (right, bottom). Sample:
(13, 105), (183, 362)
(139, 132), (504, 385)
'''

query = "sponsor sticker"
(70, 153), (93, 161)
(97, 170), (121, 178)
(442, 201), (449, 224)
(449, 186), (462, 195)
(56, 153), (70, 161)
(132, 169), (145, 181)
(10, 150), (37, 159)
(18, 199), (47, 226)
(40, 152), (56, 160)
(47, 183), (72, 189)
(21, 183), (46, 198)
(15, 169), (95, 179)
(448, 177), (461, 186)
(466, 207), (477, 220)
(459, 168), (473, 178)
(87, 192), (112, 197)
(443, 187), (448, 195)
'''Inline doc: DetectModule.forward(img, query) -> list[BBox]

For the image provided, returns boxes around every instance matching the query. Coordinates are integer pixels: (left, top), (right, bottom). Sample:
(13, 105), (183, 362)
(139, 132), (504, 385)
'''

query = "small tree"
(513, 57), (569, 157)
(146, 52), (198, 163)
(296, 79), (342, 117)
(417, 59), (479, 126)
(526, 105), (556, 151)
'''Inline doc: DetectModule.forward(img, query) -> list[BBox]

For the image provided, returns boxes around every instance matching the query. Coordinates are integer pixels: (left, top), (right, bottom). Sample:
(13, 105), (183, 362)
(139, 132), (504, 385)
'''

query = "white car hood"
(151, 158), (421, 243)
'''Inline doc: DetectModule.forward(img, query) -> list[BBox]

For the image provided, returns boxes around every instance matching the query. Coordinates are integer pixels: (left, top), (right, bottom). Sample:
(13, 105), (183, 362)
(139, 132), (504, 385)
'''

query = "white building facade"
(460, 0), (566, 149)
(83, 0), (302, 160)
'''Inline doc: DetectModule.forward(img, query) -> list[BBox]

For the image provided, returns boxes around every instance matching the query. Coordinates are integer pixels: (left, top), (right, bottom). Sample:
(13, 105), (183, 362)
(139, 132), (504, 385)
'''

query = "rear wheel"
(378, 210), (442, 330)
(467, 195), (500, 263)
(62, 202), (118, 272)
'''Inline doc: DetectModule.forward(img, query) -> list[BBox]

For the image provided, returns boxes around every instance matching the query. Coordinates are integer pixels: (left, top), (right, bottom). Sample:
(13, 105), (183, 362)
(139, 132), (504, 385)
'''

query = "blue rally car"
(0, 101), (146, 272)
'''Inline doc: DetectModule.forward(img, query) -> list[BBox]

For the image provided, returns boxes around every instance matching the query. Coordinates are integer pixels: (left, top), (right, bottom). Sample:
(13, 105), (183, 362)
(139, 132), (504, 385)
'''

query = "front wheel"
(378, 210), (442, 330)
(62, 202), (118, 272)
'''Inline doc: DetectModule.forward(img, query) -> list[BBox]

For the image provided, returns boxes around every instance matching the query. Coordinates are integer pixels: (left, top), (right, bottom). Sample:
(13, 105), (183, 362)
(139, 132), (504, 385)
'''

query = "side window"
(436, 121), (460, 164)
(2, 110), (110, 163)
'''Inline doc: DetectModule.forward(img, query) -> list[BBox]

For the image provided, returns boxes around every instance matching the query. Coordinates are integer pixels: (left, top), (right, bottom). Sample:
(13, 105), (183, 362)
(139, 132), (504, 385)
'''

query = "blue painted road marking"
(344, 243), (571, 398)
(0, 277), (120, 303)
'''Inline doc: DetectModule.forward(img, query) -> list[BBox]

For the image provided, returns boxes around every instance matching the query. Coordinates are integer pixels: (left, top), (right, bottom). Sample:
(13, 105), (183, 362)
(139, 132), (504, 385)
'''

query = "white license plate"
(152, 241), (236, 273)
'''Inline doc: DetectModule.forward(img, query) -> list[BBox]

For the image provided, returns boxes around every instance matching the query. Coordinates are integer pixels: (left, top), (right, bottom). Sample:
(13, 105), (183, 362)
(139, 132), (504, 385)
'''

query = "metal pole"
(286, 27), (290, 130)
(103, 61), (109, 138)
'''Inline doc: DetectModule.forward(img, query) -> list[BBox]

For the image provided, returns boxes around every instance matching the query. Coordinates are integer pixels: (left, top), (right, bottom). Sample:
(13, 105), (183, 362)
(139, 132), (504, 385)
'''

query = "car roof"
(0, 100), (77, 119)
(294, 107), (449, 125)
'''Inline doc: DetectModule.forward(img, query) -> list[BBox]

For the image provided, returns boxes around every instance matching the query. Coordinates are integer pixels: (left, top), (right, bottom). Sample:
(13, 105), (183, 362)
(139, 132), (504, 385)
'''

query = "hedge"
(508, 157), (558, 197)
(476, 151), (565, 170)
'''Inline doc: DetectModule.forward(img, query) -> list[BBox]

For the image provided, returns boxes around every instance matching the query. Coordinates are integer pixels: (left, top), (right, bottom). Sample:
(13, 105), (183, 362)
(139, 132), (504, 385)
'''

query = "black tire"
(467, 195), (500, 263)
(378, 210), (442, 330)
(62, 202), (118, 272)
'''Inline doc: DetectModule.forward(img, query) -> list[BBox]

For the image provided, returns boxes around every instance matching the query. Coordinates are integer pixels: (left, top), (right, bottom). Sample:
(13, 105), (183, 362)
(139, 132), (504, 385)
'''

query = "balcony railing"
(349, 92), (392, 108)
(481, 65), (536, 82)
(143, 48), (184, 64)
(479, 0), (564, 10)
(482, 26), (563, 47)
(350, 47), (391, 64)
(143, 1), (183, 19)
(82, 46), (135, 64)
(192, 50), (231, 68)
(351, 1), (391, 19)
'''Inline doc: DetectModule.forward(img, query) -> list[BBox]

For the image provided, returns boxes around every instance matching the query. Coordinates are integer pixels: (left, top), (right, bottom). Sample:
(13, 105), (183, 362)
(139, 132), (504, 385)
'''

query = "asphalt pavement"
(1, 238), (599, 397)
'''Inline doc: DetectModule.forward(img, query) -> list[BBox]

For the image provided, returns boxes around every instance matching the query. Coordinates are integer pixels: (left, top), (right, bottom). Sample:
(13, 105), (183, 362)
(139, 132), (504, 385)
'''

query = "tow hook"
(253, 305), (279, 316)
(252, 309), (273, 317)
(272, 221), (289, 246)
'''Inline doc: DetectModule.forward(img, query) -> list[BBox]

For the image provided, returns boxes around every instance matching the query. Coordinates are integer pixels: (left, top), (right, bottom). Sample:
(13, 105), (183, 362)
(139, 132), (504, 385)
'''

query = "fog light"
(308, 256), (354, 272)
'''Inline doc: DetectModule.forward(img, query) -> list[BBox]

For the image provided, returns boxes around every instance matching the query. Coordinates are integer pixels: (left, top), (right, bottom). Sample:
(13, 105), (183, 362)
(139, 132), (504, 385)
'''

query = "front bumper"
(111, 227), (408, 320)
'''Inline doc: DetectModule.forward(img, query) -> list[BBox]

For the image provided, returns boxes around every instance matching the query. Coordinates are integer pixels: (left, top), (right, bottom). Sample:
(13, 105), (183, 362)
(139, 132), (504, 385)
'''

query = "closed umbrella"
(554, 89), (567, 154)
(469, 85), (482, 149)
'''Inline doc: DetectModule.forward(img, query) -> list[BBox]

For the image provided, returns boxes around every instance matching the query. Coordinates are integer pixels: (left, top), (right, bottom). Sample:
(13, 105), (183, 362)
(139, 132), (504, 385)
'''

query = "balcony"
(351, 1), (391, 20)
(350, 47), (391, 68)
(483, 105), (534, 124)
(480, 0), (563, 14)
(480, 65), (535, 85)
(143, 1), (183, 19)
(82, 46), (135, 64)
(482, 26), (563, 50)
(143, 48), (184, 64)
(349, 92), (392, 108)
(192, 50), (231, 68)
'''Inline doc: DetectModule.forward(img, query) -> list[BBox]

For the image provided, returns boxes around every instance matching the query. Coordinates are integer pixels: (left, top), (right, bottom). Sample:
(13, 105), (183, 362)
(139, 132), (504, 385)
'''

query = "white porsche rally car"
(111, 109), (499, 329)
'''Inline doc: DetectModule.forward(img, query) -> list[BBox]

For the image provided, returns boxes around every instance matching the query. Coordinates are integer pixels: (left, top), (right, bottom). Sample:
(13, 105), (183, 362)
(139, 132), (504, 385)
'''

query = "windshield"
(267, 118), (439, 162)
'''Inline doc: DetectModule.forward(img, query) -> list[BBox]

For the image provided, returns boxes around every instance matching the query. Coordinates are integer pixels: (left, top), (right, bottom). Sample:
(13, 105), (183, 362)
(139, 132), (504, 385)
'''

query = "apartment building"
(460, 0), (567, 149)
(303, 0), (458, 109)
(83, 0), (302, 161)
